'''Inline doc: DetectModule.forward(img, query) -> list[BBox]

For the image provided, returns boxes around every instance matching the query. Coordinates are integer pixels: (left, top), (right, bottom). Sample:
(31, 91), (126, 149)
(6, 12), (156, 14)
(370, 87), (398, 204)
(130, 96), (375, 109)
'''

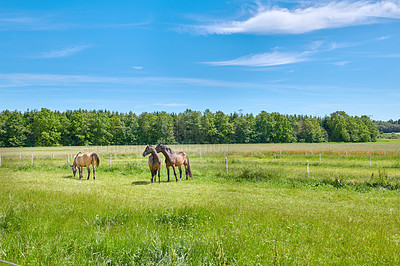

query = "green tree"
(361, 115), (378, 142)
(123, 112), (139, 145)
(201, 109), (218, 144)
(297, 117), (326, 143)
(153, 111), (175, 144)
(255, 112), (292, 143)
(324, 111), (351, 142)
(89, 111), (112, 145)
(30, 108), (62, 146)
(214, 111), (234, 143)
(233, 114), (255, 143)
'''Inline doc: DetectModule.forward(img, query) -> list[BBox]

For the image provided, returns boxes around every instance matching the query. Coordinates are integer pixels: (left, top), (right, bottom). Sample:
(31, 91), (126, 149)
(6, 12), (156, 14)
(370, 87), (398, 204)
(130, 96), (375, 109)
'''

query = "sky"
(1, 0), (400, 121)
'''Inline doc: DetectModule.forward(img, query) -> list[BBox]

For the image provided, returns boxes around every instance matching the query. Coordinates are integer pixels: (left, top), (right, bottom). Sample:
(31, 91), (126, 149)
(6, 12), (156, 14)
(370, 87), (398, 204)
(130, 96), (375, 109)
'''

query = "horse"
(155, 143), (192, 182)
(71, 152), (100, 180)
(142, 145), (162, 183)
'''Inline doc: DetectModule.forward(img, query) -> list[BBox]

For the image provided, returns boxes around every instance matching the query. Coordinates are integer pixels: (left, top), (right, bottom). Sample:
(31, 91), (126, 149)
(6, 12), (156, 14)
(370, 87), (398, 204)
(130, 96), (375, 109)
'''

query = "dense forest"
(374, 119), (400, 133)
(0, 109), (379, 147)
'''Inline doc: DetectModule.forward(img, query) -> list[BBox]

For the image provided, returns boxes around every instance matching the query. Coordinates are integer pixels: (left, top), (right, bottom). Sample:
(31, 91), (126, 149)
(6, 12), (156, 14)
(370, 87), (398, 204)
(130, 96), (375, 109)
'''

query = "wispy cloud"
(132, 66), (143, 70)
(333, 61), (351, 66)
(204, 41), (342, 67)
(193, 1), (400, 35)
(0, 73), (266, 89)
(36, 45), (90, 58)
(204, 51), (308, 67)
(377, 35), (392, 40)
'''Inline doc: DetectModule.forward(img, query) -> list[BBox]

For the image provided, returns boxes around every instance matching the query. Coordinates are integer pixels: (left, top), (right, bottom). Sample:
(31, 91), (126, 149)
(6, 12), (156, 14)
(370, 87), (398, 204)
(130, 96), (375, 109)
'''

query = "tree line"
(374, 119), (400, 133)
(0, 109), (378, 147)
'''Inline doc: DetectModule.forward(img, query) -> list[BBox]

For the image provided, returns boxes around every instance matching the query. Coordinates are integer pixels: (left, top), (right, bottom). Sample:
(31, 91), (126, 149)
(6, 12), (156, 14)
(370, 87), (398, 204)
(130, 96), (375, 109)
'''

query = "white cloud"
(38, 45), (90, 58)
(204, 51), (308, 67)
(377, 35), (392, 40)
(132, 66), (143, 70)
(195, 1), (400, 35)
(0, 73), (266, 89)
(333, 61), (351, 66)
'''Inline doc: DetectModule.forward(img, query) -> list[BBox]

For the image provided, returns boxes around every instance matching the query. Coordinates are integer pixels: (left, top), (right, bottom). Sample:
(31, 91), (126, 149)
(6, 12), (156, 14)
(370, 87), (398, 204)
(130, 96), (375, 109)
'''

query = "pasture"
(1, 143), (400, 264)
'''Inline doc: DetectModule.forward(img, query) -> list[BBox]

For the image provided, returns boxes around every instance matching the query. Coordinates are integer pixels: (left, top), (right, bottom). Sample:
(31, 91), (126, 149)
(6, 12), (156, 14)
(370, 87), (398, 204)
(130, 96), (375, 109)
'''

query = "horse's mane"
(74, 151), (82, 158)
(165, 146), (174, 154)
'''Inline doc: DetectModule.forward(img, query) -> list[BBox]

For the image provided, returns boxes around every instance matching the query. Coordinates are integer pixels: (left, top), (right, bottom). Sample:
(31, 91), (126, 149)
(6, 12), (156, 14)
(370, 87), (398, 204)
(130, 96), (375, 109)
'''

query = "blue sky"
(1, 0), (400, 120)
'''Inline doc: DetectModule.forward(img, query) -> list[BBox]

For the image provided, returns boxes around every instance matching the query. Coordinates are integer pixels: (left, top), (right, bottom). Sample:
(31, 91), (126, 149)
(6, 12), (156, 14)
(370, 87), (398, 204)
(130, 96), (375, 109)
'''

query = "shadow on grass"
(131, 180), (178, 185)
(131, 181), (150, 186)
(61, 175), (91, 181)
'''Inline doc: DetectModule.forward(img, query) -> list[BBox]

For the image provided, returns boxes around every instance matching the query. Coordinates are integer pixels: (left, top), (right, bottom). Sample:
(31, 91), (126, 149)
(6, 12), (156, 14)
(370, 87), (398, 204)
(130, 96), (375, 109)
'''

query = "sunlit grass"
(1, 143), (400, 264)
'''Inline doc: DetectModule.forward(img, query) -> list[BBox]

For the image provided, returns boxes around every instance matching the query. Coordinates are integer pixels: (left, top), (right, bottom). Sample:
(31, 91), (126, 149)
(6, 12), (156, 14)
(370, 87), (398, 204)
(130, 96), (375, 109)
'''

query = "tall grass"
(0, 143), (400, 264)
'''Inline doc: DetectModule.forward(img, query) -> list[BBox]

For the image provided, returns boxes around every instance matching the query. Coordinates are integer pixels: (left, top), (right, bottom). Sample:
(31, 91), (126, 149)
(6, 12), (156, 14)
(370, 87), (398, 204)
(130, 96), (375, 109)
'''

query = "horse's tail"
(92, 153), (100, 168)
(186, 155), (193, 177)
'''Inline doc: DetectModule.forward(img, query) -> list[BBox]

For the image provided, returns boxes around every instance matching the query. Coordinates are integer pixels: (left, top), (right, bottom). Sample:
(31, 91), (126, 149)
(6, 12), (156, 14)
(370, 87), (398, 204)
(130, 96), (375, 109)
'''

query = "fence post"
(319, 153), (321, 163)
(370, 154), (372, 167)
(200, 151), (202, 161)
(225, 157), (228, 173)
(31, 154), (33, 166)
(234, 153), (236, 161)
(307, 160), (309, 175)
(0, 155), (2, 167)
(110, 154), (112, 168)
(274, 153), (276, 162)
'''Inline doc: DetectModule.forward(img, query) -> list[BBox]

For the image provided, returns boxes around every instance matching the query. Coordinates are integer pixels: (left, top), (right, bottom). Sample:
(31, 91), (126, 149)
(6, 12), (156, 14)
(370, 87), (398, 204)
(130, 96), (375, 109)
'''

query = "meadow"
(1, 142), (400, 265)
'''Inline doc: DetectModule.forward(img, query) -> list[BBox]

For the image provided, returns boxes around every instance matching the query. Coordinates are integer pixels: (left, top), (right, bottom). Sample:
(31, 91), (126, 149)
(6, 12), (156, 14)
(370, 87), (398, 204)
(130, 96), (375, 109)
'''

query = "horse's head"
(142, 145), (152, 157)
(155, 143), (165, 153)
(70, 164), (77, 176)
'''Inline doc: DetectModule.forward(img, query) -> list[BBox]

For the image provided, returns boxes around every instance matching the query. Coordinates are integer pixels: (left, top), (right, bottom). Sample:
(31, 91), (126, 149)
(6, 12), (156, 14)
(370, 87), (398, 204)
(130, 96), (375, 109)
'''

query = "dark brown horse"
(71, 152), (100, 180)
(142, 145), (162, 183)
(155, 143), (192, 182)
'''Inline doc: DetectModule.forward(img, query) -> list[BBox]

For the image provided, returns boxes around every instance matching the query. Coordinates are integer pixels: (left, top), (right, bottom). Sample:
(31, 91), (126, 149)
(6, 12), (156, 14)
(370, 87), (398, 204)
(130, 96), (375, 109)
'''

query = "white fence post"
(110, 154), (112, 168)
(31, 154), (33, 166)
(200, 151), (202, 161)
(225, 157), (228, 173)
(0, 155), (2, 167)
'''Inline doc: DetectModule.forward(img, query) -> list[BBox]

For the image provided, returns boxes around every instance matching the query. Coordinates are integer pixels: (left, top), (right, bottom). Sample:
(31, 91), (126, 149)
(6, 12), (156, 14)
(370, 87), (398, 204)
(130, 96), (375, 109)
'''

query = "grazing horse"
(71, 152), (100, 180)
(155, 143), (192, 182)
(142, 145), (162, 183)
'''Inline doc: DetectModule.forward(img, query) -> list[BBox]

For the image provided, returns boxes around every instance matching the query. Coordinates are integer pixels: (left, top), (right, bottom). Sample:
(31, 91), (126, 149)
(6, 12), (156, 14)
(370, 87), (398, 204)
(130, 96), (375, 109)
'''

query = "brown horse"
(142, 145), (162, 183)
(155, 143), (192, 182)
(71, 152), (100, 180)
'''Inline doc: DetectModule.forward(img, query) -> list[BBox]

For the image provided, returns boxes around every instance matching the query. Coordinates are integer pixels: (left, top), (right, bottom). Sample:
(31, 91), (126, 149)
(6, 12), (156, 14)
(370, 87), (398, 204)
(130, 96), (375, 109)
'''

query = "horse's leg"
(167, 167), (170, 182)
(172, 166), (178, 182)
(184, 163), (188, 180)
(178, 165), (182, 181)
(87, 166), (90, 180)
(151, 169), (154, 183)
(78, 167), (82, 179)
(93, 164), (95, 180)
(158, 168), (161, 184)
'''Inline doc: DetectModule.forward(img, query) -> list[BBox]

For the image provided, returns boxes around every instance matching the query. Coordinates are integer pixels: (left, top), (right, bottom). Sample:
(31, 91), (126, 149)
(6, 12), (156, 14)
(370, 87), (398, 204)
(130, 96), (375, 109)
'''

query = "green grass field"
(1, 143), (400, 265)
